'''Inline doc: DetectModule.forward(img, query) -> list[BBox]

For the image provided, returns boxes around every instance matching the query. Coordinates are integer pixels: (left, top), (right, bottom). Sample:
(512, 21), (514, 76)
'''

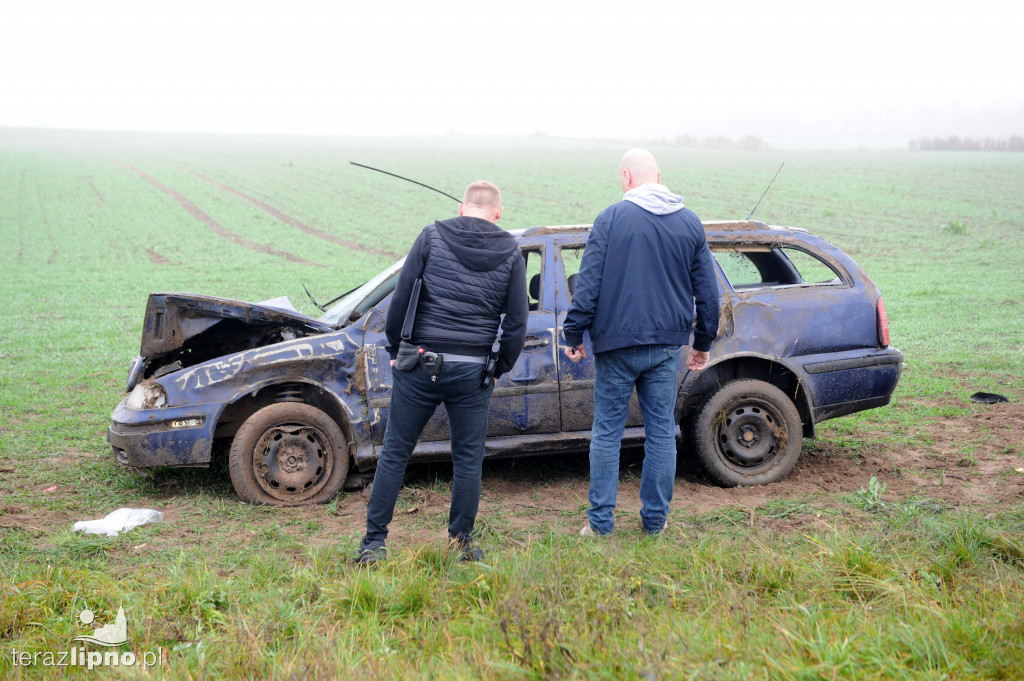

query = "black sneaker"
(353, 542), (387, 566)
(448, 536), (484, 563)
(459, 547), (485, 563)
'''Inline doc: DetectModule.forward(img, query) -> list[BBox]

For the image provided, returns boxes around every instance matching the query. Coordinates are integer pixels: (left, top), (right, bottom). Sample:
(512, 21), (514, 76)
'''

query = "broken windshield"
(319, 258), (405, 326)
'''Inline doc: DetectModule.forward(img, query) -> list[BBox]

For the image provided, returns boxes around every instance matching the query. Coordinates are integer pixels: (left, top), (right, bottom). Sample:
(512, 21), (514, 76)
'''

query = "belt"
(439, 353), (487, 364)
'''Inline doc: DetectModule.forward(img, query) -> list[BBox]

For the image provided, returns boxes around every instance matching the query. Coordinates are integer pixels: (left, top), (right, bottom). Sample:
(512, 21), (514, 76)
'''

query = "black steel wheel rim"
(252, 423), (332, 502)
(714, 400), (786, 469)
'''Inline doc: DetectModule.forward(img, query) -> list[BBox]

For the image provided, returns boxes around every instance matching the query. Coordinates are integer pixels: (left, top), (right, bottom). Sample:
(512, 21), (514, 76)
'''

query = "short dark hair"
(463, 180), (501, 209)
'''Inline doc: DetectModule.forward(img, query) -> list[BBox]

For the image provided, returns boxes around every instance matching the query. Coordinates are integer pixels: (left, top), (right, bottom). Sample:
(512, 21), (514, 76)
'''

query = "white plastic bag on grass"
(73, 508), (164, 537)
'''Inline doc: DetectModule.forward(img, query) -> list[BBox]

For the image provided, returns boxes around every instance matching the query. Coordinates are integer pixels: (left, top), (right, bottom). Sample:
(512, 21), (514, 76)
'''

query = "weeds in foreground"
(853, 475), (888, 512)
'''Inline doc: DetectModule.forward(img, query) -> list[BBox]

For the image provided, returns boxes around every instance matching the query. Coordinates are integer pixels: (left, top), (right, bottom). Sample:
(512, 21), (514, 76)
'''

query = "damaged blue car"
(108, 221), (903, 505)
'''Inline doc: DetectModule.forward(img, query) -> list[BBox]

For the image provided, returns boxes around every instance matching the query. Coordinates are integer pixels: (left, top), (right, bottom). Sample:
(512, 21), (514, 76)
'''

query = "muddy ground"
(3, 399), (1022, 550)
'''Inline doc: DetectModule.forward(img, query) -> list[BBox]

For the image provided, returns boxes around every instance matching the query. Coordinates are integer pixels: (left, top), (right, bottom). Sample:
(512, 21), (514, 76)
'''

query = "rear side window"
(712, 245), (844, 290)
(559, 246), (585, 301)
(523, 247), (544, 312)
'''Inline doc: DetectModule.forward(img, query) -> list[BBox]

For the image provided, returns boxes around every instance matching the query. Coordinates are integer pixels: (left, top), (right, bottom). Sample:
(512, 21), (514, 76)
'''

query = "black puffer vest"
(414, 223), (520, 356)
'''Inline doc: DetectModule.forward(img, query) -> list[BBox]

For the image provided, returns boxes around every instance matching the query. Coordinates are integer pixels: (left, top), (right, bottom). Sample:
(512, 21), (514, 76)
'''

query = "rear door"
(553, 240), (644, 432)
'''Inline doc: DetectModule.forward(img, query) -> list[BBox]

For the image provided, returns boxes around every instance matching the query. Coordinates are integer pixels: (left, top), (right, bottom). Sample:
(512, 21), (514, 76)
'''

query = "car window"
(523, 247), (544, 312)
(559, 246), (584, 301)
(712, 246), (843, 290)
(779, 247), (842, 284)
(319, 258), (405, 325)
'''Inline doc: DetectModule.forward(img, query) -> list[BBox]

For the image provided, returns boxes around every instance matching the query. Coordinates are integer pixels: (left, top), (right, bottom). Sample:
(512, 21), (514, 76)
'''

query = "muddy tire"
(691, 379), (802, 487)
(229, 402), (348, 506)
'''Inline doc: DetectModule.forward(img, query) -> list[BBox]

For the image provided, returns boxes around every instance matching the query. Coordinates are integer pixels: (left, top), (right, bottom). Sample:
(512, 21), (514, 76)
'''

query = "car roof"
(512, 221), (809, 237)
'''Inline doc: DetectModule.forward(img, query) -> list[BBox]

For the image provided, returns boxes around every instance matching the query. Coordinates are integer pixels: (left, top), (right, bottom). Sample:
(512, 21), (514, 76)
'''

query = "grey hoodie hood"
(623, 183), (685, 215)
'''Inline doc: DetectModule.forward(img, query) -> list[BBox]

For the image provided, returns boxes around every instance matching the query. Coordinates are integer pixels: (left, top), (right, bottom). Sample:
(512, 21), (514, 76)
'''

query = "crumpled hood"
(434, 216), (518, 271)
(623, 183), (686, 215)
(140, 293), (333, 358)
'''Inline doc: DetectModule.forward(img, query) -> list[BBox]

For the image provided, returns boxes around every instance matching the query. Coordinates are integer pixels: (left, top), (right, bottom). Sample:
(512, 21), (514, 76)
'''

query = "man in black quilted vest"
(355, 180), (528, 565)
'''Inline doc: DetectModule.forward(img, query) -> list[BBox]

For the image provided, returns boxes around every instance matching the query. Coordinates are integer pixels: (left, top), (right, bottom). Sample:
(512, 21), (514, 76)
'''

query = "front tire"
(691, 379), (802, 487)
(229, 402), (349, 506)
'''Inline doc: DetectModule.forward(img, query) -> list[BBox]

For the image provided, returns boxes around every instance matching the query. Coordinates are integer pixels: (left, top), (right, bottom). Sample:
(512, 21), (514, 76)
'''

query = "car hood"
(140, 293), (336, 363)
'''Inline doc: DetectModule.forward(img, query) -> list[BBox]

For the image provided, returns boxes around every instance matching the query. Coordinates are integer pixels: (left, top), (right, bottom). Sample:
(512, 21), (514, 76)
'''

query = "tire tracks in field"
(176, 166), (402, 261)
(116, 162), (323, 267)
(146, 249), (171, 265)
(33, 157), (58, 266)
(82, 172), (105, 204)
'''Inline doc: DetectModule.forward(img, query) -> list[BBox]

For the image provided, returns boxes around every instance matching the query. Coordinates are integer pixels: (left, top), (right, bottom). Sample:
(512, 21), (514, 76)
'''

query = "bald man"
(355, 181), (528, 565)
(563, 149), (719, 536)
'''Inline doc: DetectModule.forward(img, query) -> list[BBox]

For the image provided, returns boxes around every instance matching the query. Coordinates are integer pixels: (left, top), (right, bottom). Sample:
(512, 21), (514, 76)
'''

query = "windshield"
(319, 258), (405, 326)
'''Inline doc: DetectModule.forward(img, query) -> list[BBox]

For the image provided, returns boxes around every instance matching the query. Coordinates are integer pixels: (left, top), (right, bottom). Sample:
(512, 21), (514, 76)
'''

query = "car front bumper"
(107, 398), (220, 467)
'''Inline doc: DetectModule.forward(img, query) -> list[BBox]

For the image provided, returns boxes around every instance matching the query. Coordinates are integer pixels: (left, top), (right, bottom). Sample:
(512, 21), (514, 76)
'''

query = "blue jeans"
(587, 344), (682, 534)
(363, 361), (494, 548)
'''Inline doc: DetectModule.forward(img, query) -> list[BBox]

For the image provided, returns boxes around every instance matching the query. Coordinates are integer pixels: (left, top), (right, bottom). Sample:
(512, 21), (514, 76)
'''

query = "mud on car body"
(108, 220), (903, 505)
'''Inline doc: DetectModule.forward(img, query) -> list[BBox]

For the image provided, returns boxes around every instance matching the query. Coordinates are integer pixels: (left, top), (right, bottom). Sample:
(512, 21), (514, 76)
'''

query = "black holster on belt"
(395, 342), (444, 381)
(419, 351), (443, 380)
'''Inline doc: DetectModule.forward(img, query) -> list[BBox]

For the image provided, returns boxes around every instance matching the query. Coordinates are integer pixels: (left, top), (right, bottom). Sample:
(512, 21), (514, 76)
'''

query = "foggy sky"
(2, 0), (1020, 146)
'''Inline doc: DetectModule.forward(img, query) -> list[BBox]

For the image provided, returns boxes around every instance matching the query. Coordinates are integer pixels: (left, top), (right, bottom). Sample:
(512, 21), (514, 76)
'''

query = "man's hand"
(390, 359), (396, 367)
(564, 344), (587, 363)
(686, 349), (710, 371)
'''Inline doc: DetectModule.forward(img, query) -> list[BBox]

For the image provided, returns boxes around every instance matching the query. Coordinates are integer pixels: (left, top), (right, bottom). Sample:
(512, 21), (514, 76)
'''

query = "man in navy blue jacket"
(563, 149), (719, 536)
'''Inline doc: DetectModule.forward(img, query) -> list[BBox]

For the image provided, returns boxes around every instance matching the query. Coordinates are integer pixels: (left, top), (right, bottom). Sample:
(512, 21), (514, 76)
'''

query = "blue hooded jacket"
(563, 185), (720, 354)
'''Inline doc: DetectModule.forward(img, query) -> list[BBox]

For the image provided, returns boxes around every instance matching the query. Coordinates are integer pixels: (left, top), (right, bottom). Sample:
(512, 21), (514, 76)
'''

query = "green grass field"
(1, 128), (1022, 679)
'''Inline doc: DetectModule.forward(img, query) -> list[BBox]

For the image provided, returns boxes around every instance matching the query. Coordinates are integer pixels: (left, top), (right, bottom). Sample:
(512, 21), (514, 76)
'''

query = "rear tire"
(229, 402), (348, 506)
(691, 379), (802, 487)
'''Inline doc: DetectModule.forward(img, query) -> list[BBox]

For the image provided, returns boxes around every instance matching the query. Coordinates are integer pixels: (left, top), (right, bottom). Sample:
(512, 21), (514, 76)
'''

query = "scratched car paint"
(108, 221), (903, 505)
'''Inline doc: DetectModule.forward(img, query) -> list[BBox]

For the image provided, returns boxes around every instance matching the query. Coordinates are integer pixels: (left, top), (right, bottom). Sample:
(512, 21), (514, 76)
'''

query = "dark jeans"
(363, 360), (494, 548)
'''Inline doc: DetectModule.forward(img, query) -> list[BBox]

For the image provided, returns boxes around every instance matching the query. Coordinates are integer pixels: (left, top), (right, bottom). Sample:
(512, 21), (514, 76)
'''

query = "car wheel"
(691, 379), (802, 487)
(229, 402), (348, 506)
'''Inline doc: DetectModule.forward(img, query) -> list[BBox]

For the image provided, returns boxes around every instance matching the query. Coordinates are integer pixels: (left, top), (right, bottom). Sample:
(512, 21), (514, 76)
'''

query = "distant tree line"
(909, 136), (1024, 151)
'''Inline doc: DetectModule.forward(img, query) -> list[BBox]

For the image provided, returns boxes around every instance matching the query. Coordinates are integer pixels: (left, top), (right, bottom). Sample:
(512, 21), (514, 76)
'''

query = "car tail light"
(876, 296), (890, 347)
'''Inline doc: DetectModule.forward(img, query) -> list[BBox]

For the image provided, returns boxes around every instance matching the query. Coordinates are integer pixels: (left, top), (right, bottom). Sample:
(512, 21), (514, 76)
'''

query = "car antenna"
(350, 162), (461, 203)
(303, 163), (456, 316)
(747, 162), (785, 220)
(302, 283), (327, 312)
(302, 281), (364, 313)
